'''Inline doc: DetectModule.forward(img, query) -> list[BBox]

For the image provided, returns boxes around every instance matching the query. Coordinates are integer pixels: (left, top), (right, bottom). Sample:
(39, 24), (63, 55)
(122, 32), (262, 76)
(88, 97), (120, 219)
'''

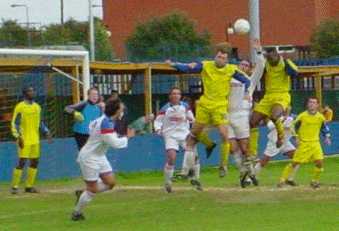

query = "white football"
(234, 19), (250, 34)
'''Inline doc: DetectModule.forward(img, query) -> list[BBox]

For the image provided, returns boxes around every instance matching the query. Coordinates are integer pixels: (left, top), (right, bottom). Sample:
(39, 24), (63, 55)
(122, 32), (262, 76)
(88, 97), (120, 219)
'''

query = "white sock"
(181, 151), (189, 175)
(287, 164), (300, 181)
(183, 149), (196, 171)
(97, 181), (109, 193)
(192, 162), (200, 180)
(164, 163), (174, 184)
(75, 190), (94, 213)
(254, 162), (262, 175)
(233, 151), (246, 173)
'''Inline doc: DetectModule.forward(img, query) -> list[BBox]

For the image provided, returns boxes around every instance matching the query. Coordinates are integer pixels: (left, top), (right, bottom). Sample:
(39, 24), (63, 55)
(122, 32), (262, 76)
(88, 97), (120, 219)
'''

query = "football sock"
(254, 162), (262, 175)
(249, 128), (259, 156)
(75, 190), (94, 213)
(12, 168), (23, 187)
(220, 141), (230, 167)
(181, 151), (189, 175)
(25, 167), (37, 188)
(233, 151), (246, 173)
(274, 118), (284, 139)
(164, 163), (174, 184)
(311, 167), (323, 182)
(192, 162), (200, 180)
(183, 149), (196, 170)
(280, 163), (294, 182)
(197, 131), (214, 148)
(287, 164), (300, 181)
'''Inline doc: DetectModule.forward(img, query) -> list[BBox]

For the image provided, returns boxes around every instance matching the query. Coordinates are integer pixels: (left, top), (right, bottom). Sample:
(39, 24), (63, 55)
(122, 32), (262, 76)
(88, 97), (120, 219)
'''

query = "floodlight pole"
(89, 0), (95, 61)
(249, 0), (260, 63)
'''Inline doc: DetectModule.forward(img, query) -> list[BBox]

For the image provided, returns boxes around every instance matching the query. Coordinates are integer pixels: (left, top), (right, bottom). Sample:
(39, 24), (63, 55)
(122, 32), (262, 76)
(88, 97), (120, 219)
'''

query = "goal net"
(0, 49), (90, 141)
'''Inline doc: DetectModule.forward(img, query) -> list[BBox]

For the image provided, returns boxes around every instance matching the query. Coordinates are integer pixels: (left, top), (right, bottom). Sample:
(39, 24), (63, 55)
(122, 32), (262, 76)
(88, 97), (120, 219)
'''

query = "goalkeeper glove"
(74, 111), (85, 122)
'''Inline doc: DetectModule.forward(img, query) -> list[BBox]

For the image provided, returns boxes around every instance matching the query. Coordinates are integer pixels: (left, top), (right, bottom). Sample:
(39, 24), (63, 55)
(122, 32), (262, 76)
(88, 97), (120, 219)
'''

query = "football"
(234, 19), (250, 34)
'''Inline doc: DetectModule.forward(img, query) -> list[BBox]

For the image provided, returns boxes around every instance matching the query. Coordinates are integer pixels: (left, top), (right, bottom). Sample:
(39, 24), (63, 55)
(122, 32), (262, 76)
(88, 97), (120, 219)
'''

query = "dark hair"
(87, 87), (98, 95)
(105, 98), (122, 116)
(216, 42), (231, 55)
(266, 47), (278, 54)
(239, 59), (252, 67)
(22, 86), (32, 96)
(169, 87), (181, 95)
(308, 97), (319, 103)
(111, 89), (119, 95)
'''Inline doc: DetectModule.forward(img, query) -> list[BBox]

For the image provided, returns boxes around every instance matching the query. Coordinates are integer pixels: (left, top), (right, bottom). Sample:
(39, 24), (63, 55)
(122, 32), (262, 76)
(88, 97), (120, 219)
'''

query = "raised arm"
(284, 59), (299, 77)
(102, 132), (129, 149)
(165, 60), (203, 74)
(249, 39), (265, 93)
(63, 101), (87, 115)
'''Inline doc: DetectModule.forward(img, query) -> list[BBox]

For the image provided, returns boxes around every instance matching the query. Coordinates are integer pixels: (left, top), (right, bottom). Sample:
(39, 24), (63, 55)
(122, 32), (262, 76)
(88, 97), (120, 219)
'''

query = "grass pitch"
(1, 156), (339, 231)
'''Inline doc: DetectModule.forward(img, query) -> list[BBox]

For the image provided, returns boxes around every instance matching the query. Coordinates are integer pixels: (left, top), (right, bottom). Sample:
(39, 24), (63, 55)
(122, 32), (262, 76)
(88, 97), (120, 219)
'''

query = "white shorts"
(228, 113), (250, 140)
(264, 140), (295, 157)
(164, 136), (186, 151)
(78, 156), (113, 182)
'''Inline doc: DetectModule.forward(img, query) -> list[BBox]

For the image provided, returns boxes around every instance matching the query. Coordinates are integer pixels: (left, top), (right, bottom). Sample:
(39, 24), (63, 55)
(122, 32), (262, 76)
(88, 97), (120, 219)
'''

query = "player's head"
(283, 105), (292, 116)
(105, 98), (123, 119)
(215, 43), (231, 68)
(169, 87), (181, 104)
(145, 114), (155, 123)
(87, 87), (99, 104)
(22, 86), (34, 100)
(265, 47), (280, 66)
(111, 89), (119, 100)
(307, 97), (319, 111)
(323, 104), (330, 111)
(238, 59), (252, 75)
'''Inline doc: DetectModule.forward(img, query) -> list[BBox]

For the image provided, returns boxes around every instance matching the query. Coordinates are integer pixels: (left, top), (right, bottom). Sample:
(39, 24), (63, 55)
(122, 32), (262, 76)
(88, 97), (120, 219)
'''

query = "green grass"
(1, 156), (339, 230)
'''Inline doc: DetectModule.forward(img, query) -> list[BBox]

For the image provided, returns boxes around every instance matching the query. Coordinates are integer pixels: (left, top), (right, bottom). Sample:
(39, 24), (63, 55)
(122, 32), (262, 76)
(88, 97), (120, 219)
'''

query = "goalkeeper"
(63, 87), (102, 150)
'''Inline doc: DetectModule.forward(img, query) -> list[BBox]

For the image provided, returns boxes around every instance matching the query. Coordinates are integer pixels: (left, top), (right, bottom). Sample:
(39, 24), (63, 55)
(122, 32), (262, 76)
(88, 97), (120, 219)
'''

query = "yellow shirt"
(199, 61), (239, 103)
(265, 59), (297, 94)
(11, 101), (42, 145)
(291, 111), (326, 142)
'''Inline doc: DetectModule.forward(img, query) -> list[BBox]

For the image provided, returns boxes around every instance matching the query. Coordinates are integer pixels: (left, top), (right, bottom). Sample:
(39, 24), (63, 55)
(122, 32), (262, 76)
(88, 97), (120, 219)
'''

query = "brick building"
(103, 0), (339, 59)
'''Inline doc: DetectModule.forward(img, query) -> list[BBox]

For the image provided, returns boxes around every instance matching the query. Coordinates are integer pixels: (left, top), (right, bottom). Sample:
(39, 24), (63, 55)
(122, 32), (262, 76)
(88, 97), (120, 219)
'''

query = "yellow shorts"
(255, 93), (290, 116)
(19, 143), (40, 159)
(195, 100), (228, 127)
(293, 141), (323, 163)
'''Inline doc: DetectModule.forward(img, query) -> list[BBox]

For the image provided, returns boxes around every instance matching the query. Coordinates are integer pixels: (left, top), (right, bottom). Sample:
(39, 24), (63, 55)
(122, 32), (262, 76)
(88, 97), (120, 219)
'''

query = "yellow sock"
(25, 167), (38, 188)
(197, 131), (214, 148)
(311, 167), (323, 182)
(274, 118), (284, 138)
(12, 168), (23, 187)
(249, 128), (259, 156)
(280, 164), (294, 182)
(220, 141), (230, 167)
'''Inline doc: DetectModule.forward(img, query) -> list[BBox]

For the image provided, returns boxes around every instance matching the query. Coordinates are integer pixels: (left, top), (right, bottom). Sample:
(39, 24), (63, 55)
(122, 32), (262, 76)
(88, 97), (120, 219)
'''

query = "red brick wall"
(103, 0), (338, 59)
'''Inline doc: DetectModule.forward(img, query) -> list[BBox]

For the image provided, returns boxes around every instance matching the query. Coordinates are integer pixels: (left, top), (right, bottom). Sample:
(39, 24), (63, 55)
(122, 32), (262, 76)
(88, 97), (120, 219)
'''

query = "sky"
(0, 0), (103, 28)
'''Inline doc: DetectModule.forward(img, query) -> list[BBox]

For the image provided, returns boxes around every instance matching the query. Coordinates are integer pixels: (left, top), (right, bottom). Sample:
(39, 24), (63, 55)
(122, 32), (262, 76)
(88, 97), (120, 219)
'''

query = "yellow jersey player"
(165, 43), (251, 186)
(10, 86), (52, 194)
(277, 97), (331, 188)
(249, 47), (299, 160)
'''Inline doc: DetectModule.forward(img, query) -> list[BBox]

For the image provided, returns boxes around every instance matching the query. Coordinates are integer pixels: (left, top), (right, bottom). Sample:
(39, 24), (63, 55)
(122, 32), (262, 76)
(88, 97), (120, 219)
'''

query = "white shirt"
(78, 114), (128, 162)
(267, 115), (295, 142)
(154, 101), (194, 140)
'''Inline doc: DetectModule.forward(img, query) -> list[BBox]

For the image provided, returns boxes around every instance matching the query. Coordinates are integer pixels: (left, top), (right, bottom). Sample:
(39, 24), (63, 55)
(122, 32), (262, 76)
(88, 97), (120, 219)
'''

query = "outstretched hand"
(165, 60), (174, 66)
(252, 38), (262, 51)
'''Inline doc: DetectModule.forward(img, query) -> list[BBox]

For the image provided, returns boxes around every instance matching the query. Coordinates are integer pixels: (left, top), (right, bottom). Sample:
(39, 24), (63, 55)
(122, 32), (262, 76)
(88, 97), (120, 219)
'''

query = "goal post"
(0, 48), (90, 100)
(0, 48), (90, 140)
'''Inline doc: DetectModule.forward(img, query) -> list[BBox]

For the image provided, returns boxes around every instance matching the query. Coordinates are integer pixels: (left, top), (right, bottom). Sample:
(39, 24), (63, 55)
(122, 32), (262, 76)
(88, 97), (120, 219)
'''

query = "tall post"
(249, 0), (260, 63)
(61, 0), (64, 24)
(89, 0), (95, 61)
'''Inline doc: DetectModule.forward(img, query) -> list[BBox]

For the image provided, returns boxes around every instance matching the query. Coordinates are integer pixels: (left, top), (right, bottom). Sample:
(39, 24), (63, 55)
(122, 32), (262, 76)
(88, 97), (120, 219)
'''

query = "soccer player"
(249, 47), (299, 161)
(225, 39), (265, 187)
(10, 86), (52, 194)
(154, 87), (195, 193)
(71, 98), (136, 221)
(165, 43), (251, 185)
(253, 106), (299, 186)
(63, 87), (102, 150)
(277, 97), (331, 188)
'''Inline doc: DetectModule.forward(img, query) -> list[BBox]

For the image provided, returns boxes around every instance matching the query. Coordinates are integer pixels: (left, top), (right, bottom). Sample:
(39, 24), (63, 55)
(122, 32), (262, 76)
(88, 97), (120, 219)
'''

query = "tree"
(310, 18), (339, 58)
(125, 12), (212, 61)
(0, 20), (29, 47)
